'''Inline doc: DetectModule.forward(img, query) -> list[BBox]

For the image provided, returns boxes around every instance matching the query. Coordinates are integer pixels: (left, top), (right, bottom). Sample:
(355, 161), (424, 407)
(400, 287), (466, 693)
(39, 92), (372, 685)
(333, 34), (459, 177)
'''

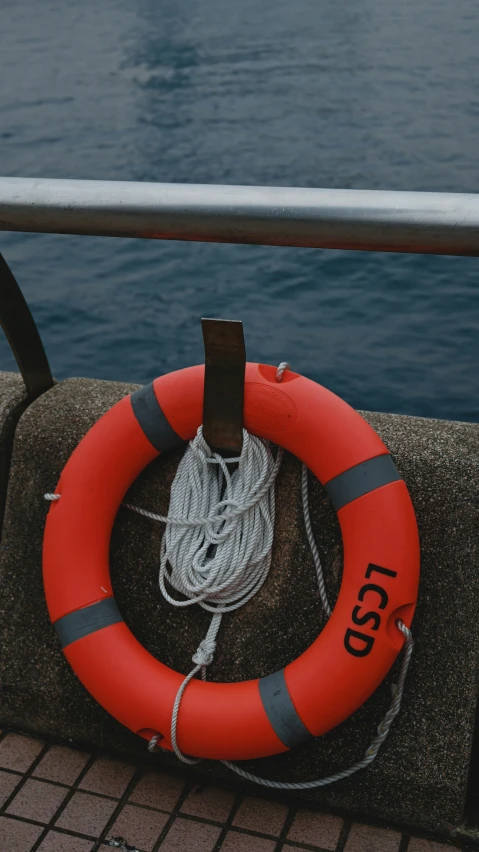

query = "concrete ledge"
(0, 376), (478, 840)
(0, 371), (29, 532)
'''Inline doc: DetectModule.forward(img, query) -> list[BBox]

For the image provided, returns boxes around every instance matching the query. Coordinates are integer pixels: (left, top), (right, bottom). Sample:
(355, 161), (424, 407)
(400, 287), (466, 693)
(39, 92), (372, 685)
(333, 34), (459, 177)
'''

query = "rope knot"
(192, 638), (216, 667)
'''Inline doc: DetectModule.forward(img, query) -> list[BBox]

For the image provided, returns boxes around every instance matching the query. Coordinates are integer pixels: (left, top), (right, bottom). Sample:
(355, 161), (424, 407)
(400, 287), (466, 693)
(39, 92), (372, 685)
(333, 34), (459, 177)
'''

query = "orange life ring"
(43, 363), (420, 761)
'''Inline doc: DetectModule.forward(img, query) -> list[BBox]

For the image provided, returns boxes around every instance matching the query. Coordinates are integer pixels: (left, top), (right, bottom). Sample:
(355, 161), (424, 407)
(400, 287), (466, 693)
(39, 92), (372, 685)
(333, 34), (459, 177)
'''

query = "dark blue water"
(1, 0), (479, 421)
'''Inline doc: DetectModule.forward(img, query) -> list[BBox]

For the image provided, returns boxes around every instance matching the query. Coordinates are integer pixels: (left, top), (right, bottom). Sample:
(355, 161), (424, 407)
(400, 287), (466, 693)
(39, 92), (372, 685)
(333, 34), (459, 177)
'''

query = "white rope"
(276, 362), (290, 382)
(44, 360), (414, 785)
(222, 620), (413, 789)
(154, 425), (283, 763)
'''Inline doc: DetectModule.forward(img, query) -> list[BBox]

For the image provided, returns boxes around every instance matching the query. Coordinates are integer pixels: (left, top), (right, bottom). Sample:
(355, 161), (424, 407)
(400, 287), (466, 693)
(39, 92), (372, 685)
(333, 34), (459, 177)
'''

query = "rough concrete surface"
(0, 376), (478, 841)
(0, 371), (29, 530)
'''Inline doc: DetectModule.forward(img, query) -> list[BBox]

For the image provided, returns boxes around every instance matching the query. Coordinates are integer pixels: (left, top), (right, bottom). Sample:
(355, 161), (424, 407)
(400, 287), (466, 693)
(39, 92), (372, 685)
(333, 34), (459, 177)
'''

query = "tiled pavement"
(0, 730), (460, 852)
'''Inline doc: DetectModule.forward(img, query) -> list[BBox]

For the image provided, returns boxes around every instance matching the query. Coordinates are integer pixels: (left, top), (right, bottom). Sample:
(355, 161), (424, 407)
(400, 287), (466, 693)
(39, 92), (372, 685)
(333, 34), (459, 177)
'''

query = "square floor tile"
(0, 815), (43, 850)
(108, 803), (169, 851)
(181, 785), (235, 822)
(80, 757), (136, 799)
(0, 734), (44, 772)
(55, 791), (117, 836)
(0, 770), (22, 806)
(7, 778), (68, 824)
(34, 745), (90, 786)
(233, 796), (287, 836)
(221, 831), (277, 851)
(130, 771), (185, 812)
(287, 810), (343, 849)
(408, 841), (459, 852)
(160, 817), (221, 851)
(36, 830), (94, 851)
(345, 823), (401, 852)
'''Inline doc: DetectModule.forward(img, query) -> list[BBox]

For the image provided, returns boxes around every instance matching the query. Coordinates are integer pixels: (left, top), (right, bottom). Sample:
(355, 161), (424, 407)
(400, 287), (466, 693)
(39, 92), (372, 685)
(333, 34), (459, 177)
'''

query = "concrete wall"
(0, 372), (28, 528)
(0, 373), (478, 842)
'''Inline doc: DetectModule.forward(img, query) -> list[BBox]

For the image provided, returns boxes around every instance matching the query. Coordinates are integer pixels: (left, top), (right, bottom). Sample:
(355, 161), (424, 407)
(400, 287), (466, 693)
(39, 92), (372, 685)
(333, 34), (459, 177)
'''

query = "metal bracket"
(201, 318), (246, 454)
(0, 253), (54, 400)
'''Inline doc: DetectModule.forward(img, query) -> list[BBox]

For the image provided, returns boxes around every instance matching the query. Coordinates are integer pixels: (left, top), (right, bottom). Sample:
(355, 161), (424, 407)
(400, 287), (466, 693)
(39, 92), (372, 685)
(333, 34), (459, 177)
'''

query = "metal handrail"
(1, 177), (479, 255)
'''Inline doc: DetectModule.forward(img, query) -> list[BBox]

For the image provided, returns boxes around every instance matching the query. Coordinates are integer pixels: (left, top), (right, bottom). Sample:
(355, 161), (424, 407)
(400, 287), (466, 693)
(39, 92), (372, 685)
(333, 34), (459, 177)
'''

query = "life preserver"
(43, 363), (419, 761)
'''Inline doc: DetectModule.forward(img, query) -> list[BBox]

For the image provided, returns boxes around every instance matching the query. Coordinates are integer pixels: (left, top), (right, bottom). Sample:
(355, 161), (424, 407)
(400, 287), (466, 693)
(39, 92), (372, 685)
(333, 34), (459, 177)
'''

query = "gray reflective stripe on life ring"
(131, 383), (183, 453)
(259, 669), (312, 749)
(325, 454), (401, 512)
(53, 598), (123, 649)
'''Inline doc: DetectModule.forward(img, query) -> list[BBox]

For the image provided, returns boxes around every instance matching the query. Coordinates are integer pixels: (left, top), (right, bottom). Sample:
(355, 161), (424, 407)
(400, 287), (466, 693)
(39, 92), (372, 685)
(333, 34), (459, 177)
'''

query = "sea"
(1, 0), (478, 421)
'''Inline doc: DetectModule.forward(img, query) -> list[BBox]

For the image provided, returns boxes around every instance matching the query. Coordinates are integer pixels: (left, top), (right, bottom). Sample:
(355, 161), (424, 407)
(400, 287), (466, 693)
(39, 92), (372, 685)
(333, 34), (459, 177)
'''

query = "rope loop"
(275, 362), (290, 382)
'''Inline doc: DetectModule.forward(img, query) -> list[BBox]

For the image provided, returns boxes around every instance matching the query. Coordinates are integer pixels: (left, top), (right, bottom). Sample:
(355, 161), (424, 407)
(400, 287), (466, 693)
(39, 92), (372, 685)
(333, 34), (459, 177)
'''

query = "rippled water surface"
(1, 0), (479, 420)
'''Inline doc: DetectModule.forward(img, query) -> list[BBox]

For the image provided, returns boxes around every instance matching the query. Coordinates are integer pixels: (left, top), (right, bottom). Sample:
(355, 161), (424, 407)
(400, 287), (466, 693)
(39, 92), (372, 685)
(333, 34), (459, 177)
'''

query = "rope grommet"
(147, 733), (164, 753)
(275, 362), (290, 382)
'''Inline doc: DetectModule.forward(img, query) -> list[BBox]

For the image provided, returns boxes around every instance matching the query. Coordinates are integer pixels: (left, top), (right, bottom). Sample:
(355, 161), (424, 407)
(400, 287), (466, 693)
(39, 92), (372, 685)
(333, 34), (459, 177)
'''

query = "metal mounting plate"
(201, 318), (245, 454)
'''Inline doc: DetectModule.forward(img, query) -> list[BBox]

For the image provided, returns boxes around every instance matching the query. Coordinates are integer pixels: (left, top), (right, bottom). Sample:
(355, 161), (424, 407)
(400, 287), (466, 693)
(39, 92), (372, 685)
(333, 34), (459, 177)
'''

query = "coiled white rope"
(45, 360), (414, 786)
(126, 425), (284, 764)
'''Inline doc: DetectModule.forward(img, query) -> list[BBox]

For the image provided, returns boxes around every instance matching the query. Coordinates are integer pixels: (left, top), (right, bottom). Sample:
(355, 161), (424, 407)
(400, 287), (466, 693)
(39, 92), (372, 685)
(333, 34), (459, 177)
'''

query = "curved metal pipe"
(0, 253), (54, 400)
